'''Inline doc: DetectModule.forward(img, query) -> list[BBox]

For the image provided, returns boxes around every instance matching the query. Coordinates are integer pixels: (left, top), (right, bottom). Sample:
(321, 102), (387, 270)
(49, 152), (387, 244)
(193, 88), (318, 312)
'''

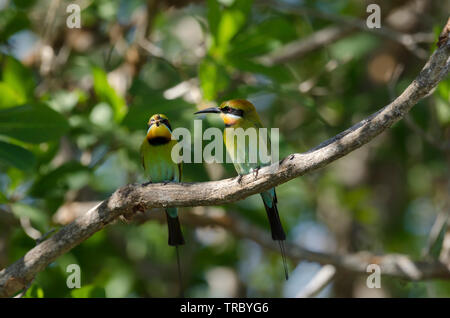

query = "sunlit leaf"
(209, 0), (253, 58)
(1, 55), (35, 101)
(436, 78), (449, 102)
(0, 82), (24, 108)
(23, 284), (44, 298)
(199, 58), (229, 101)
(71, 285), (106, 298)
(92, 67), (127, 123)
(47, 90), (82, 113)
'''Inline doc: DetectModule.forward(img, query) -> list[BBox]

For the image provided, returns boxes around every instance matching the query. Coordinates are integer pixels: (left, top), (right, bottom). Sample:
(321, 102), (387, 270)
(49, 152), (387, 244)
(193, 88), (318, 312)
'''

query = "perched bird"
(140, 114), (185, 292)
(195, 99), (289, 280)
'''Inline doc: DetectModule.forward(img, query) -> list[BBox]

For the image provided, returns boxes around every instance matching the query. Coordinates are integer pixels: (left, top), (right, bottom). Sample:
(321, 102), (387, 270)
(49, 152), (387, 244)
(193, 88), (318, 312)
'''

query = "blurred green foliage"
(0, 0), (449, 298)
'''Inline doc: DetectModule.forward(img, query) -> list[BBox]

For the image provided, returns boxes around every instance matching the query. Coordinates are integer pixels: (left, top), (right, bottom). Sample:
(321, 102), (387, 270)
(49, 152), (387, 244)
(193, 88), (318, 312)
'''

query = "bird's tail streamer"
(261, 192), (289, 280)
(175, 245), (184, 298)
(278, 240), (289, 280)
(166, 210), (185, 297)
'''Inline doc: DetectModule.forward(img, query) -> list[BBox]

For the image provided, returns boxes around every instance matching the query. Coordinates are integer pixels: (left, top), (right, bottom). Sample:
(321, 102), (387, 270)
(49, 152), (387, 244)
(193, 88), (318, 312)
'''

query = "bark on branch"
(0, 24), (449, 298)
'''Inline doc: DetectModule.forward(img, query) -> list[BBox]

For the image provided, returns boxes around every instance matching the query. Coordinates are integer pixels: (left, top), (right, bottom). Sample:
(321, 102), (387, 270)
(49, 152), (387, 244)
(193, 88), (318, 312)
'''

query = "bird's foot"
(237, 174), (244, 185)
(142, 181), (152, 187)
(121, 203), (145, 223)
(36, 229), (56, 245)
(280, 154), (295, 165)
(133, 203), (146, 214)
(252, 166), (260, 179)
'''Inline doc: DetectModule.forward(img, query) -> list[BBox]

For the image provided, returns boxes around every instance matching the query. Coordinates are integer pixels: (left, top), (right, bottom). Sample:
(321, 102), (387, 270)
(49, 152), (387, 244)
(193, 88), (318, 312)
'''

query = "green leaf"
(208, 0), (253, 58)
(0, 82), (24, 108)
(435, 97), (450, 125)
(71, 285), (106, 298)
(23, 284), (44, 298)
(92, 67), (127, 122)
(436, 78), (449, 102)
(199, 58), (230, 101)
(0, 10), (30, 42)
(435, 78), (450, 124)
(0, 103), (70, 143)
(207, 0), (221, 41)
(30, 161), (89, 197)
(0, 190), (8, 204)
(0, 140), (36, 171)
(13, 0), (37, 9)
(228, 17), (297, 58)
(2, 55), (35, 101)
(47, 90), (82, 113)
(11, 203), (50, 232)
(217, 6), (250, 47)
(330, 33), (379, 61)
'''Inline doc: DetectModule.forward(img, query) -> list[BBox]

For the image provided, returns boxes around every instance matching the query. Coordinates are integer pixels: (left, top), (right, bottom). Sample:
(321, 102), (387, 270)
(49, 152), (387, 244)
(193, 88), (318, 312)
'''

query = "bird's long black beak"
(194, 107), (221, 115)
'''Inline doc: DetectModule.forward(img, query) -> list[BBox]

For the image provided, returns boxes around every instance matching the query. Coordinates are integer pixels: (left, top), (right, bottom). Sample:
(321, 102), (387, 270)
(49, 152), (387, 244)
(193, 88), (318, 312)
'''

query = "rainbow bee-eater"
(140, 114), (185, 291)
(195, 99), (289, 280)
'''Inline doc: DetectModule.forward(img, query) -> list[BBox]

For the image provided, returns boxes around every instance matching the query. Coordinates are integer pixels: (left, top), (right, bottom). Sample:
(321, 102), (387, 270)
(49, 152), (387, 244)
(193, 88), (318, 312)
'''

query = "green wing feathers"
(140, 139), (181, 183)
(140, 138), (184, 246)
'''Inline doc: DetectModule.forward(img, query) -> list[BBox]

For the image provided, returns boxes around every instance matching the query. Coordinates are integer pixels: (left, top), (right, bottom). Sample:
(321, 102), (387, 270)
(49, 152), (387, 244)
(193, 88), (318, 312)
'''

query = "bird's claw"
(252, 167), (260, 179)
(142, 181), (152, 187)
(237, 174), (243, 185)
(133, 203), (146, 214)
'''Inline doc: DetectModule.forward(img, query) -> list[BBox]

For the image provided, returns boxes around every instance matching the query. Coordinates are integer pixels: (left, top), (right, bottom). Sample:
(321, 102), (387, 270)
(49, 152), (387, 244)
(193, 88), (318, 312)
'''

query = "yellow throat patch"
(221, 113), (242, 127)
(147, 123), (172, 140)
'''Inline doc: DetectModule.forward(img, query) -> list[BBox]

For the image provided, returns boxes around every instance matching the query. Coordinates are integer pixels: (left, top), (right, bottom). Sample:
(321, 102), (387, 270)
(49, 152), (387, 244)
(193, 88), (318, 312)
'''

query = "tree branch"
(0, 25), (449, 298)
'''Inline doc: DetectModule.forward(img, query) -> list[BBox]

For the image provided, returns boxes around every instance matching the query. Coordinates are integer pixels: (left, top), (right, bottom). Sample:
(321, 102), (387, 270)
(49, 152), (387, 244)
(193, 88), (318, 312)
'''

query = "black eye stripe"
(221, 106), (243, 117)
(160, 118), (172, 131)
(148, 118), (172, 131)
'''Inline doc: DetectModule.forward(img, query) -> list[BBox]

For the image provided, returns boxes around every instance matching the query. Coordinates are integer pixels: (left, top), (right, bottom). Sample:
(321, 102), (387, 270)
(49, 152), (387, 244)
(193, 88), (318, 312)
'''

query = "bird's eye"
(222, 106), (230, 113)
